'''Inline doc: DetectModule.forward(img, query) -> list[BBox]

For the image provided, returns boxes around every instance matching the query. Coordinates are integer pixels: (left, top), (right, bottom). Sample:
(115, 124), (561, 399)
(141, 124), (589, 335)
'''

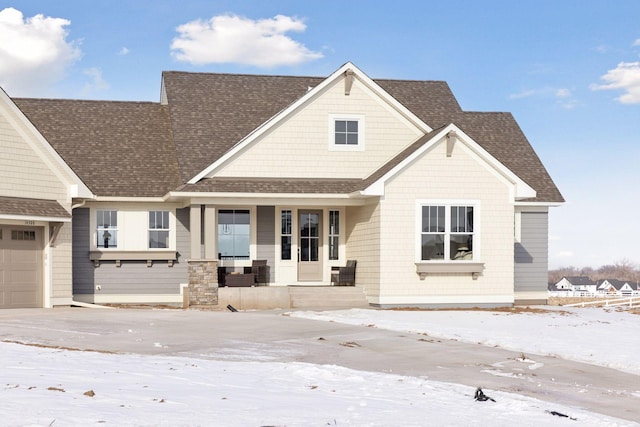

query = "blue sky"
(1, 1), (639, 269)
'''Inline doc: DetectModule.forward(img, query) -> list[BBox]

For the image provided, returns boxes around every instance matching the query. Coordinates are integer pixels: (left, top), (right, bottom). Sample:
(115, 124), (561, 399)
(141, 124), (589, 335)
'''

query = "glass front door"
(298, 210), (323, 281)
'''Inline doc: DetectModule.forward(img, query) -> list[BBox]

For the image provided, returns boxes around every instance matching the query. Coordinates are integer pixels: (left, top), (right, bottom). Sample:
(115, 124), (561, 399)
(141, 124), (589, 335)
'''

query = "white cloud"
(0, 7), (81, 96)
(591, 61), (640, 104)
(633, 39), (640, 47)
(118, 47), (130, 56)
(82, 67), (109, 95)
(555, 88), (571, 98)
(170, 14), (323, 67)
(508, 89), (537, 99)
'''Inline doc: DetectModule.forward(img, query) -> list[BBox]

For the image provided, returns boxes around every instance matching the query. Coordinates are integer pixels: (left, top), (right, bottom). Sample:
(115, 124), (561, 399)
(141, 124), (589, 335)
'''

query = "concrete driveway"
(0, 307), (637, 423)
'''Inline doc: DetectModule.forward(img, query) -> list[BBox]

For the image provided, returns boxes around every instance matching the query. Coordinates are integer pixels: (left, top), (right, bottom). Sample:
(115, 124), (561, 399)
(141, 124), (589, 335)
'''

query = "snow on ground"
(1, 306), (639, 426)
(290, 306), (640, 374)
(0, 341), (634, 427)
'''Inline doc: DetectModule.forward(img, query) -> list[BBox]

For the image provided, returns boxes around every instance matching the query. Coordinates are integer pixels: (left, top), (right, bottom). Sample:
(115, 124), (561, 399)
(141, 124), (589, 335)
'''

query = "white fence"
(548, 290), (640, 298)
(562, 296), (640, 309)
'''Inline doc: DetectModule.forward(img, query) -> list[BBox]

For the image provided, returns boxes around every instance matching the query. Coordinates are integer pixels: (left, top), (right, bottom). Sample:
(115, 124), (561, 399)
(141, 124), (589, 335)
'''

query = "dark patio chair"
(333, 260), (357, 286)
(251, 260), (269, 285)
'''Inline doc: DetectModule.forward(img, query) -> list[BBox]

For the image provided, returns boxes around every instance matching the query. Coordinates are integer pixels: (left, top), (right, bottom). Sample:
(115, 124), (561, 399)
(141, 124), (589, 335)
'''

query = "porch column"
(204, 205), (216, 259)
(189, 204), (201, 259)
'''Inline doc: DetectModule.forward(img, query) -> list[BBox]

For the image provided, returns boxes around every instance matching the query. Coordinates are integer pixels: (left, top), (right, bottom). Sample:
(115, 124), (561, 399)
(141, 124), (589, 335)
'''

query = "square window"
(420, 204), (475, 261)
(335, 120), (358, 145)
(330, 115), (364, 150)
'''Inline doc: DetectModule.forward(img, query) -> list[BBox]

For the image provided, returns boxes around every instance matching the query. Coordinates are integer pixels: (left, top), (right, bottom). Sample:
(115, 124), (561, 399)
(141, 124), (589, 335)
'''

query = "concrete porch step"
(289, 285), (369, 309)
(215, 285), (369, 310)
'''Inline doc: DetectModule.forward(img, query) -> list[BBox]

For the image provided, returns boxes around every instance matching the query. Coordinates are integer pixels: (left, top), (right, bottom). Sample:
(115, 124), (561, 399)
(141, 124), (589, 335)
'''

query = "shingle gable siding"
(213, 76), (423, 180)
(0, 111), (68, 201)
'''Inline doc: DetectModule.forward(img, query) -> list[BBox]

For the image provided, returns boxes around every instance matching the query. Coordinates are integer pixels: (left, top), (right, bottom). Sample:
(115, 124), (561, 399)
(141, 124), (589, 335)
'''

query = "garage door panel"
(6, 248), (39, 266)
(0, 226), (43, 309)
(9, 290), (39, 306)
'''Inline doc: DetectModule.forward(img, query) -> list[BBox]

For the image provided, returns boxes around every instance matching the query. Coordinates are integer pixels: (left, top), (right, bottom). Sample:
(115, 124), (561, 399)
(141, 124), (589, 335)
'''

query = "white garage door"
(0, 225), (43, 308)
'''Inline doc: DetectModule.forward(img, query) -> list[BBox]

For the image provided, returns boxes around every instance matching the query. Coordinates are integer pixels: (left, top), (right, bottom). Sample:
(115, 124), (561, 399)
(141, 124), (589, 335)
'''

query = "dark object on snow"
(226, 304), (238, 312)
(474, 387), (495, 402)
(546, 410), (577, 420)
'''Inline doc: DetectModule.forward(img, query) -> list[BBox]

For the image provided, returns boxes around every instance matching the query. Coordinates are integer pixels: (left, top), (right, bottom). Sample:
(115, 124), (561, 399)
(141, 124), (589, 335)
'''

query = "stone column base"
(187, 260), (218, 306)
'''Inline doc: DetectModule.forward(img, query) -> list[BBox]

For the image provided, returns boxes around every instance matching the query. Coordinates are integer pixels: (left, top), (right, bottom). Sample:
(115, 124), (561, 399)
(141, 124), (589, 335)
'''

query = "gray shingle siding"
(514, 212), (549, 292)
(256, 206), (275, 283)
(72, 208), (94, 295)
(72, 207), (190, 296)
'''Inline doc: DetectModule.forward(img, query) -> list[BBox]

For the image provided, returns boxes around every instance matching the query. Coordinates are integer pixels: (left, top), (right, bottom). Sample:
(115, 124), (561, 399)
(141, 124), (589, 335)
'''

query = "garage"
(0, 225), (43, 308)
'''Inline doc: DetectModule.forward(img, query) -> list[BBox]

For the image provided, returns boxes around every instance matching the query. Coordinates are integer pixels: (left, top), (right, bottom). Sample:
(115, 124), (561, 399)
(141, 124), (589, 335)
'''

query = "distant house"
(0, 62), (564, 309)
(554, 276), (597, 293)
(597, 279), (637, 295)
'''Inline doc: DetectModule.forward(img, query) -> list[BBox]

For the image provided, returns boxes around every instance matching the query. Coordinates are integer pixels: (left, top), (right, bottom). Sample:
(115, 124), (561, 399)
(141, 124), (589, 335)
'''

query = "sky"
(2, 307), (639, 426)
(0, 1), (639, 269)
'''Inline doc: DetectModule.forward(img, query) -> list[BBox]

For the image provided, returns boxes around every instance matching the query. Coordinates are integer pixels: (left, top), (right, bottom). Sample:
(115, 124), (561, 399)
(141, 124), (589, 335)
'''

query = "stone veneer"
(187, 260), (218, 305)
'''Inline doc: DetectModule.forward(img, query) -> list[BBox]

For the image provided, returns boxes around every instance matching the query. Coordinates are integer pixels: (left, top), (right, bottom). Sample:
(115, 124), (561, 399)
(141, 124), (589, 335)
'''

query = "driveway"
(0, 307), (637, 423)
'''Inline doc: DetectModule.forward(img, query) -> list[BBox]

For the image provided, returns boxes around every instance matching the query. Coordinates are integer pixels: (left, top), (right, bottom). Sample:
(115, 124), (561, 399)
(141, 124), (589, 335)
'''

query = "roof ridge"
(14, 97), (161, 105)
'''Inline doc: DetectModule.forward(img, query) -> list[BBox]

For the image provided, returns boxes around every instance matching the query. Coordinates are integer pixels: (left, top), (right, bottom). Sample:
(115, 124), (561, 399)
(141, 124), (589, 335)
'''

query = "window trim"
(148, 210), (171, 249)
(328, 114), (365, 151)
(217, 208), (252, 261)
(96, 209), (118, 249)
(415, 200), (484, 279)
(328, 210), (340, 261)
(280, 209), (293, 261)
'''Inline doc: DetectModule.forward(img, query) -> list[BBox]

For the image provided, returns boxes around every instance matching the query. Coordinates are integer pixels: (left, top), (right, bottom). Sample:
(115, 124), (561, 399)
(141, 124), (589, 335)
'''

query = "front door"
(298, 210), (322, 281)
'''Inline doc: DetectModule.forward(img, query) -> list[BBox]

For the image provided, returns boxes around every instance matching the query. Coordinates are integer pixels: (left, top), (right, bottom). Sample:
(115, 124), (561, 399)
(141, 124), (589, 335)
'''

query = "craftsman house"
(0, 62), (563, 309)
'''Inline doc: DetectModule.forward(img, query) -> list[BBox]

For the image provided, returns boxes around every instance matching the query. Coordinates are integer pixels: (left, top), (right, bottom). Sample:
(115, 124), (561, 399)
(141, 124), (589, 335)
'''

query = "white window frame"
(329, 114), (365, 151)
(96, 209), (118, 249)
(280, 209), (293, 261)
(148, 210), (171, 249)
(415, 200), (480, 263)
(217, 208), (252, 262)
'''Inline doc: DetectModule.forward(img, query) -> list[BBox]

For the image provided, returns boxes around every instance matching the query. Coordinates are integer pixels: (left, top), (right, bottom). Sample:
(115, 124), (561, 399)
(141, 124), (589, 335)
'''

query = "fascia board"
(92, 196), (166, 203)
(0, 214), (71, 223)
(188, 62), (432, 184)
(0, 88), (94, 199)
(167, 191), (371, 206)
(362, 124), (537, 200)
(514, 201), (564, 207)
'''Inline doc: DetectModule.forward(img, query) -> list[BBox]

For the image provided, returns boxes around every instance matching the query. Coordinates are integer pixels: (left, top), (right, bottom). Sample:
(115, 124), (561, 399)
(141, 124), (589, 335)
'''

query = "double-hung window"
(97, 210), (118, 248)
(420, 204), (475, 261)
(218, 209), (250, 260)
(149, 211), (170, 248)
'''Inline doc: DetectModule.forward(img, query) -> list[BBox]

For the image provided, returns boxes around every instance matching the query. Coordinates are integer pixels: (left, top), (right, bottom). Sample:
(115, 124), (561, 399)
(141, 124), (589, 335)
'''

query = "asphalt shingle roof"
(0, 196), (70, 218)
(12, 69), (563, 203)
(14, 99), (179, 197)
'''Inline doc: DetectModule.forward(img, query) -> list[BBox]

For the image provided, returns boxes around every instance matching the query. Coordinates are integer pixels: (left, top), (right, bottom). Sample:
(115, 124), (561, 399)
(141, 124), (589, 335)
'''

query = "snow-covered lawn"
(1, 306), (638, 426)
(290, 306), (640, 374)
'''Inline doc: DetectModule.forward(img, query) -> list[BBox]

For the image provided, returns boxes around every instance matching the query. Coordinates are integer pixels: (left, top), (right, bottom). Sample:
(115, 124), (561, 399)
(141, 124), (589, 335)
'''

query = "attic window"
(329, 114), (365, 151)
